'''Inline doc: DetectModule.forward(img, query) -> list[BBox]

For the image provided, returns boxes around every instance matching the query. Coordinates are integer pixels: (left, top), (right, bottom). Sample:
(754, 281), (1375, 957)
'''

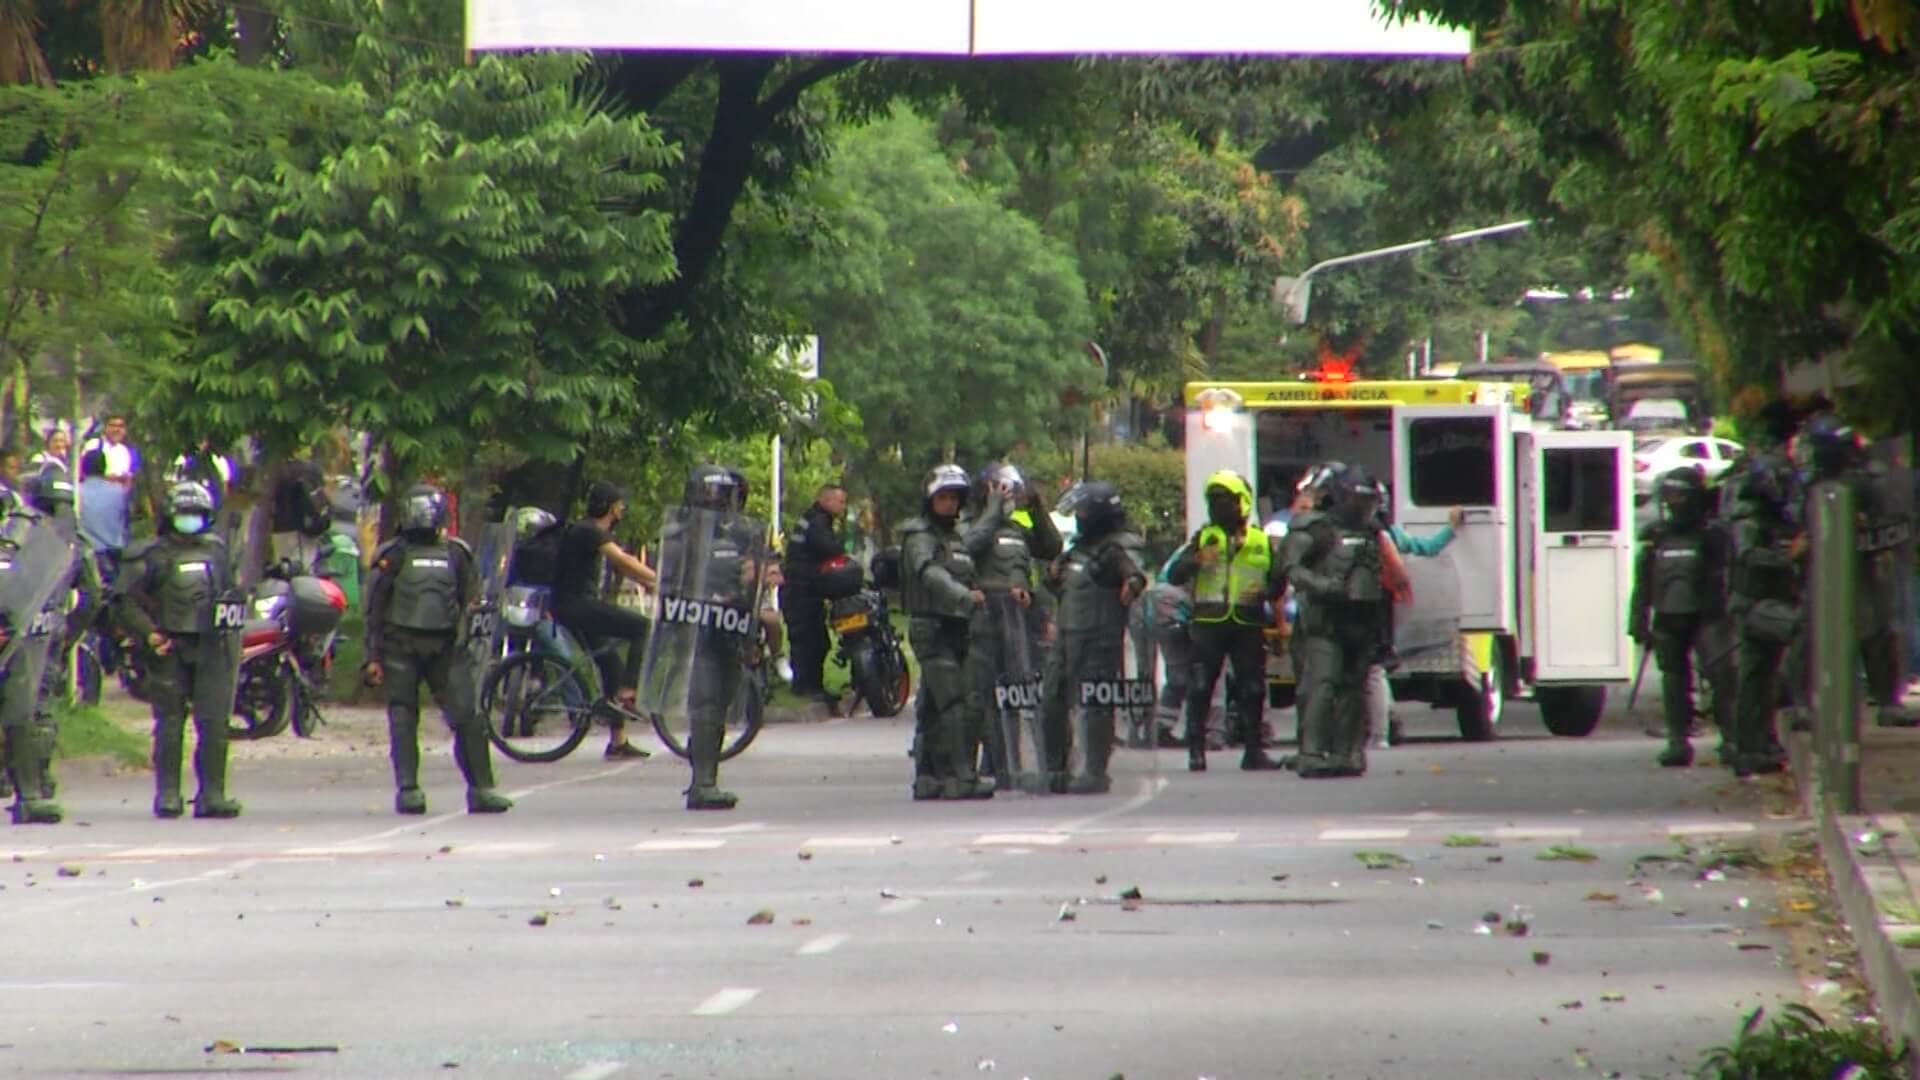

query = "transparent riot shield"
(466, 521), (515, 697)
(638, 507), (770, 760)
(985, 592), (1044, 790)
(0, 520), (78, 731)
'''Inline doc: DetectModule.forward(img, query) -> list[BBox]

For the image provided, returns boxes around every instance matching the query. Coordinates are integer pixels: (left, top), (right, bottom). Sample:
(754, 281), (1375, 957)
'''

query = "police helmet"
(28, 471), (73, 515)
(1656, 467), (1710, 523)
(1331, 464), (1382, 526)
(978, 463), (1026, 503)
(511, 506), (556, 542)
(1736, 455), (1797, 515)
(1296, 461), (1347, 509)
(684, 465), (741, 512)
(168, 481), (216, 519)
(923, 464), (970, 513)
(399, 484), (448, 533)
(1073, 481), (1126, 539)
(1800, 413), (1862, 476)
(725, 467), (750, 511)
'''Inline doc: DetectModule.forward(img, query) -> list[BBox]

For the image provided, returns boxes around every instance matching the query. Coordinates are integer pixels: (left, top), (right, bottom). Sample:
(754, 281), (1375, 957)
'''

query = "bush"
(1695, 1005), (1907, 1079)
(1085, 441), (1187, 565)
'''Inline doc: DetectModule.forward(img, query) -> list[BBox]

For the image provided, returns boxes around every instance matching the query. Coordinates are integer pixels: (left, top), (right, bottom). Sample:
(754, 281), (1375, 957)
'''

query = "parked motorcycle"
(822, 555), (911, 718)
(229, 562), (348, 740)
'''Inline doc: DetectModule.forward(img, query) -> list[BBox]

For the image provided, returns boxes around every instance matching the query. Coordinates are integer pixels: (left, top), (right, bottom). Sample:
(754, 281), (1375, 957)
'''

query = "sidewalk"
(1789, 704), (1920, 1076)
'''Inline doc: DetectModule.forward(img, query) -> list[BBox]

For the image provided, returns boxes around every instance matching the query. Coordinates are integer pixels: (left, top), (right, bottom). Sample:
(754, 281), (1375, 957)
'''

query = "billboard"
(465, 0), (1472, 56)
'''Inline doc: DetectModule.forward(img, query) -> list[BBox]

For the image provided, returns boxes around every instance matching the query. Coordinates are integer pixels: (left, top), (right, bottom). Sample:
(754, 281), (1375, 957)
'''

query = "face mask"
(172, 513), (207, 535)
(1207, 493), (1242, 525)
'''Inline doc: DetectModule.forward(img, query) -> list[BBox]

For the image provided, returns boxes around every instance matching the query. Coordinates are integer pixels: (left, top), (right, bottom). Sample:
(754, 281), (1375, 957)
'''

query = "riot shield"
(1393, 547), (1463, 667)
(985, 593), (1044, 789)
(466, 521), (515, 697)
(0, 520), (78, 731)
(191, 523), (250, 726)
(637, 507), (770, 756)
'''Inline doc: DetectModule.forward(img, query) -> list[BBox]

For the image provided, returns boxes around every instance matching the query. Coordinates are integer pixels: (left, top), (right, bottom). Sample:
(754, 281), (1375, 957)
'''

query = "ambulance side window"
(1542, 448), (1620, 533)
(1407, 418), (1495, 507)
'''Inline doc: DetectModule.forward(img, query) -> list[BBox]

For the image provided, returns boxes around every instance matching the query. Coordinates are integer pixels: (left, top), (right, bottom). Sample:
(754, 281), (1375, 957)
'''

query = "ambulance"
(1182, 374), (1636, 741)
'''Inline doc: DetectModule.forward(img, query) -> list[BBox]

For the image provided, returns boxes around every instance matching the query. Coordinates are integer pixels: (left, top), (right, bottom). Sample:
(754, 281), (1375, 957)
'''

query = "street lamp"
(1271, 219), (1539, 325)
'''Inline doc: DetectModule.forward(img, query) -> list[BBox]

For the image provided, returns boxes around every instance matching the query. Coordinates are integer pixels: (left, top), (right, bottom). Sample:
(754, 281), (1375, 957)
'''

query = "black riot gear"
(1331, 465), (1382, 530)
(1656, 468), (1710, 527)
(1297, 461), (1346, 510)
(399, 485), (448, 535)
(27, 471), (73, 517)
(684, 466), (742, 512)
(1073, 482), (1126, 541)
(168, 481), (216, 519)
(1800, 413), (1862, 479)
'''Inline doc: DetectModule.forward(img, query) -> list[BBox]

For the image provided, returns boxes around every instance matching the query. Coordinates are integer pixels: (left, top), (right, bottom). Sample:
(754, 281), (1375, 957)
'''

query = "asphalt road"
(3, 686), (1815, 1080)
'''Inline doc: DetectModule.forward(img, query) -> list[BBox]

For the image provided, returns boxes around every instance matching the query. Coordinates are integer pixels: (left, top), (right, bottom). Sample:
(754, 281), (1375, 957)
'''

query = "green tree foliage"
(775, 110), (1096, 527)
(150, 51), (678, 489)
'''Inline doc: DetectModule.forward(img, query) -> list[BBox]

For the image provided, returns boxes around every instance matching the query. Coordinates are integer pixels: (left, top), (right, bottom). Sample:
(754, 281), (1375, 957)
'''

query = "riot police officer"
(1167, 470), (1286, 773)
(363, 484), (512, 815)
(113, 482), (245, 819)
(22, 468), (103, 806)
(962, 463), (1061, 792)
(1799, 414), (1913, 726)
(1629, 468), (1734, 767)
(901, 465), (991, 800)
(1729, 455), (1803, 777)
(1284, 465), (1388, 778)
(1039, 483), (1147, 794)
(0, 492), (75, 822)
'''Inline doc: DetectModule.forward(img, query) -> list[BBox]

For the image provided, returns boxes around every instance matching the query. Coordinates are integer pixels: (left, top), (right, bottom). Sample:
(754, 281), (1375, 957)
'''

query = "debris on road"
(1444, 834), (1495, 848)
(1599, 991), (1626, 1003)
(688, 878), (705, 889)
(1118, 886), (1143, 901)
(528, 912), (552, 927)
(1355, 851), (1411, 870)
(55, 865), (82, 878)
(548, 887), (562, 897)
(747, 909), (776, 925)
(1537, 844), (1598, 863)
(603, 898), (623, 911)
(798, 851), (814, 861)
(444, 898), (465, 909)
(1057, 903), (1077, 922)
(207, 1040), (339, 1055)
(1560, 1000), (1583, 1010)
(1482, 910), (1503, 924)
(942, 1022), (958, 1034)
(1095, 875), (1108, 885)
(880, 888), (901, 899)
(1585, 891), (1620, 903)
(1533, 951), (1551, 966)
(792, 917), (812, 926)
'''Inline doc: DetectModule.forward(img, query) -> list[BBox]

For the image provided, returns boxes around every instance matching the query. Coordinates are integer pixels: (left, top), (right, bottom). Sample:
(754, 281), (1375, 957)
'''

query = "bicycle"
(479, 616), (767, 764)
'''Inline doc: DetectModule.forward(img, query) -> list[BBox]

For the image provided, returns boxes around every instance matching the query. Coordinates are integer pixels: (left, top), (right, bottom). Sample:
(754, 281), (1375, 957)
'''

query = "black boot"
(6, 727), (60, 824)
(192, 729), (242, 819)
(388, 710), (426, 814)
(453, 725), (513, 813)
(1186, 716), (1207, 773)
(685, 710), (736, 811)
(152, 717), (185, 819)
(1238, 717), (1284, 771)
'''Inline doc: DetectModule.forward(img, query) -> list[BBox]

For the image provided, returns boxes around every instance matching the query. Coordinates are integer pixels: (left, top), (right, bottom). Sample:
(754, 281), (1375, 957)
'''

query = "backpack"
(868, 545), (903, 591)
(509, 520), (567, 587)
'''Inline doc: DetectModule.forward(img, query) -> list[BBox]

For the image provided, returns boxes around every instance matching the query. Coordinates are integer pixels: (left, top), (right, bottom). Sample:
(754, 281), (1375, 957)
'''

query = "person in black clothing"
(779, 484), (847, 711)
(552, 480), (658, 759)
(269, 456), (328, 571)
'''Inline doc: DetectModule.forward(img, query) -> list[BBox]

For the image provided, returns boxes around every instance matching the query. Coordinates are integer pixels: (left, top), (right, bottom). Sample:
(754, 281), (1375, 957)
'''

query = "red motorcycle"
(229, 563), (348, 740)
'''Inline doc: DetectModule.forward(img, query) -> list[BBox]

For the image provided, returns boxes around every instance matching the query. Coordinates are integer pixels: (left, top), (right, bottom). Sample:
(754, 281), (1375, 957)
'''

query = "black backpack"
(509, 520), (567, 587)
(868, 545), (903, 591)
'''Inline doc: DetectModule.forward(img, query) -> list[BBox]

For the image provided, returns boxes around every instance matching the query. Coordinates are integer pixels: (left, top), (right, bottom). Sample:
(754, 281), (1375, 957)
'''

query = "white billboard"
(464, 0), (1471, 56)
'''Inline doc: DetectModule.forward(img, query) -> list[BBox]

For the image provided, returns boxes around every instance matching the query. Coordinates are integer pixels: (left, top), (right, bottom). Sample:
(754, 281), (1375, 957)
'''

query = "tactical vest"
(901, 518), (974, 618)
(1733, 514), (1797, 603)
(1650, 529), (1710, 615)
(1056, 537), (1128, 633)
(1309, 524), (1385, 608)
(1191, 524), (1271, 625)
(386, 540), (461, 632)
(977, 517), (1037, 591)
(154, 536), (228, 635)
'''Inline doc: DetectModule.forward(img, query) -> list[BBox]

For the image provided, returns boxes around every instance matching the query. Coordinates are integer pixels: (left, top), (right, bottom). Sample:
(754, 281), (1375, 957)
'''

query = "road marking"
(1146, 832), (1241, 845)
(1668, 822), (1757, 838)
(953, 870), (992, 884)
(973, 833), (1070, 846)
(878, 898), (924, 915)
(0, 848), (48, 859)
(1493, 826), (1582, 840)
(797, 933), (850, 956)
(259, 857), (335, 865)
(282, 843), (391, 857)
(565, 1062), (624, 1080)
(451, 842), (555, 856)
(1058, 775), (1169, 833)
(689, 822), (766, 834)
(800, 836), (892, 849)
(691, 987), (760, 1016)
(632, 838), (727, 853)
(105, 846), (218, 858)
(1320, 828), (1409, 842)
(0, 982), (125, 990)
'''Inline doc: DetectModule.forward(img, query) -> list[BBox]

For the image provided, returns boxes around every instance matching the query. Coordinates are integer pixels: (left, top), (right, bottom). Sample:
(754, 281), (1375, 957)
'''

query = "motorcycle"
(229, 561), (348, 740)
(824, 556), (911, 718)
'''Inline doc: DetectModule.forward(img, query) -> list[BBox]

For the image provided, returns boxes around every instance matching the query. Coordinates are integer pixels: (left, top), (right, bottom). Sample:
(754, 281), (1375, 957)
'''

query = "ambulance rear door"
(1185, 396), (1256, 534)
(1392, 403), (1514, 633)
(1523, 428), (1635, 682)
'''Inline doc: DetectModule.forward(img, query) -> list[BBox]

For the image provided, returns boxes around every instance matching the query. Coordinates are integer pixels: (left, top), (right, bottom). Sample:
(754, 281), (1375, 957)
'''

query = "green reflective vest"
(1191, 525), (1271, 625)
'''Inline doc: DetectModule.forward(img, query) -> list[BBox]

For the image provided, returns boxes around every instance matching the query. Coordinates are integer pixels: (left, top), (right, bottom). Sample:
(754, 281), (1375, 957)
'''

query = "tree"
(775, 110), (1096, 527)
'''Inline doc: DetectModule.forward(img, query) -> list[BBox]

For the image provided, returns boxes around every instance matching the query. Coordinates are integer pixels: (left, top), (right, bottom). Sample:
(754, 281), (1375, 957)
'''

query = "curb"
(1788, 730), (1920, 1076)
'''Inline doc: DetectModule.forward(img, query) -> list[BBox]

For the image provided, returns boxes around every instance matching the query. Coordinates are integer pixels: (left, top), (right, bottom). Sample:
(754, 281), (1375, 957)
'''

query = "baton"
(1626, 645), (1651, 712)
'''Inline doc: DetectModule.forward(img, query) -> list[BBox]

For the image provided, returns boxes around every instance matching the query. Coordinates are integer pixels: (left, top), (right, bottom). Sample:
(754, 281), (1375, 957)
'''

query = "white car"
(1633, 434), (1744, 500)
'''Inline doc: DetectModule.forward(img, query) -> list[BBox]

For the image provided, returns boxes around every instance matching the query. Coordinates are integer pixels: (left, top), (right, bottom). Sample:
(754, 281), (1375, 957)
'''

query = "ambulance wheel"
(1456, 651), (1505, 742)
(1536, 686), (1606, 738)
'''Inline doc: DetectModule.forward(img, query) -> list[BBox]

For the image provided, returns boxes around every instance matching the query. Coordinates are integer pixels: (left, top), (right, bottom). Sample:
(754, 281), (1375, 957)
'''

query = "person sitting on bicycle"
(552, 480), (658, 759)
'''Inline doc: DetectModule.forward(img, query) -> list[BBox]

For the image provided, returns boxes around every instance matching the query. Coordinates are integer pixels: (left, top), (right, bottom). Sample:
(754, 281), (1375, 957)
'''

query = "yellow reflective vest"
(1191, 525), (1272, 626)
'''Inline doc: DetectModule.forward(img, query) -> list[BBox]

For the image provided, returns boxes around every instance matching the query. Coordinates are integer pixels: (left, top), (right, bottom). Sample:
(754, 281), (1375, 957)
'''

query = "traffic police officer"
(1629, 468), (1734, 767)
(1167, 470), (1285, 773)
(1728, 455), (1803, 777)
(113, 482), (244, 819)
(1284, 465), (1388, 778)
(363, 484), (512, 815)
(963, 463), (1061, 791)
(1039, 482), (1146, 794)
(901, 465), (992, 800)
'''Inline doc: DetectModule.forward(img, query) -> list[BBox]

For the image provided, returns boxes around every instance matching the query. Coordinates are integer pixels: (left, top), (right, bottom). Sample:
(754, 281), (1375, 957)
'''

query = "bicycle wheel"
(482, 651), (594, 763)
(648, 664), (766, 762)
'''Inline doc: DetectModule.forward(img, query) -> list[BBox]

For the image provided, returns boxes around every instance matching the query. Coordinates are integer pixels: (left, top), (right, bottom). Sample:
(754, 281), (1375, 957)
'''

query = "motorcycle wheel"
(230, 663), (293, 740)
(856, 638), (912, 719)
(482, 651), (593, 763)
(290, 675), (324, 738)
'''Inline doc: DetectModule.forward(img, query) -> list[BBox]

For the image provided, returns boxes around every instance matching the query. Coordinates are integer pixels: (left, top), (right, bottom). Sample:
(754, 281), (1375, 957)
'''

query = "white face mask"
(172, 513), (207, 535)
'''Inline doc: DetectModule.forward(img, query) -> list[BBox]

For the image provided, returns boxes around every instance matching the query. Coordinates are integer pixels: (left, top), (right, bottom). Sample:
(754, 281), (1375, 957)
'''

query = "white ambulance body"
(1183, 379), (1635, 740)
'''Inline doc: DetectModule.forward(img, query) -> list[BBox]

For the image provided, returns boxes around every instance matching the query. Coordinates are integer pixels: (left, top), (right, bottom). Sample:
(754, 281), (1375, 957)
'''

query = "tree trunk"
(235, 5), (275, 67)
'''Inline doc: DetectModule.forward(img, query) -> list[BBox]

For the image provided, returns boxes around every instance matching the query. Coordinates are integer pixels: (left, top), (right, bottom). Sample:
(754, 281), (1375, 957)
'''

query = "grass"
(1694, 1004), (1907, 1079)
(52, 701), (149, 768)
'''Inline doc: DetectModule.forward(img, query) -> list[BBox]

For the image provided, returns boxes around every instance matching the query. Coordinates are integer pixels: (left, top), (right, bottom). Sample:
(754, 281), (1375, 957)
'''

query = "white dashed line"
(878, 898), (924, 915)
(691, 987), (760, 1016)
(0, 848), (48, 859)
(797, 933), (850, 956)
(1319, 828), (1410, 842)
(1668, 822), (1757, 838)
(973, 833), (1070, 846)
(105, 846), (218, 858)
(689, 822), (767, 834)
(953, 870), (992, 884)
(1493, 826), (1582, 840)
(450, 842), (555, 856)
(1146, 832), (1241, 845)
(282, 843), (392, 857)
(800, 837), (892, 849)
(632, 838), (727, 853)
(565, 1061), (625, 1080)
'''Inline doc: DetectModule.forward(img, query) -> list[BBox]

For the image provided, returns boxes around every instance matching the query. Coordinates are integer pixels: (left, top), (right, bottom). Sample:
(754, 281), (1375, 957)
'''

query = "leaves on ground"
(1354, 850), (1412, 870)
(1444, 833), (1495, 848)
(1585, 891), (1621, 903)
(1537, 844), (1598, 863)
